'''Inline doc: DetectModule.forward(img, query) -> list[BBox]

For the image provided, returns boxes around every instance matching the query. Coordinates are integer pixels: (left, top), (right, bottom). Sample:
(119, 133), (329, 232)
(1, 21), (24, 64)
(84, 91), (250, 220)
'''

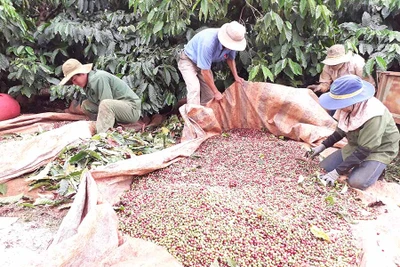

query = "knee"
(98, 99), (114, 112)
(319, 161), (335, 172)
(81, 100), (90, 111)
(81, 100), (94, 115)
(347, 177), (371, 190)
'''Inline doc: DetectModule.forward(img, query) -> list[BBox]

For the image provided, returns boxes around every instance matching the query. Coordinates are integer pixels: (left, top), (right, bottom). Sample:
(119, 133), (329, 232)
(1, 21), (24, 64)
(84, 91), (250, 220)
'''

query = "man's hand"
(214, 92), (223, 101)
(65, 99), (85, 115)
(234, 76), (245, 86)
(320, 169), (340, 186)
(310, 144), (326, 159)
(307, 84), (320, 92)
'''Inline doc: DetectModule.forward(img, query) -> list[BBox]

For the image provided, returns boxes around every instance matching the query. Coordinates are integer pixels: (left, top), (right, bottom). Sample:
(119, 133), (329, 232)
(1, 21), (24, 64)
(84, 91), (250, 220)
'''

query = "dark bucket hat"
(319, 75), (375, 110)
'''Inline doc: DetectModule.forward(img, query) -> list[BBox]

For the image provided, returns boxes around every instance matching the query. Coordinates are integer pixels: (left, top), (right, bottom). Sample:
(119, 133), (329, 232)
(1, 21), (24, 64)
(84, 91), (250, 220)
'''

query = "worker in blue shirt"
(178, 21), (247, 105)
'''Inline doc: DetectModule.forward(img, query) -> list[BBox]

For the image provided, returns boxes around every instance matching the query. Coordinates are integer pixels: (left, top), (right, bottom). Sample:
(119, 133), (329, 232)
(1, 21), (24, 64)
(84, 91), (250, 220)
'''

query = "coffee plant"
(0, 0), (399, 113)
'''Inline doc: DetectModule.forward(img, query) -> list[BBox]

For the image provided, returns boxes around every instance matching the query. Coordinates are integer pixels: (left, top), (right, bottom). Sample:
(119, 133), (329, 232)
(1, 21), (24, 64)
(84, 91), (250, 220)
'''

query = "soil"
(15, 93), (68, 114)
(0, 204), (67, 267)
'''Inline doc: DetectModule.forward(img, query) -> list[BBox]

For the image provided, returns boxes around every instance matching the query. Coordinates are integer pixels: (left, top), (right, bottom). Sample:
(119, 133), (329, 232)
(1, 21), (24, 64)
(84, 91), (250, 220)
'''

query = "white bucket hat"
(322, 44), (352, 66)
(59, 58), (93, 85)
(218, 21), (247, 51)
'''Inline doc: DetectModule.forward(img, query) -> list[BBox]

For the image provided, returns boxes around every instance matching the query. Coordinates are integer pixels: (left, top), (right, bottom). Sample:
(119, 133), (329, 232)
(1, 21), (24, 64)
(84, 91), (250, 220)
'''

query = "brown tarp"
(0, 82), (338, 266)
(0, 112), (87, 135)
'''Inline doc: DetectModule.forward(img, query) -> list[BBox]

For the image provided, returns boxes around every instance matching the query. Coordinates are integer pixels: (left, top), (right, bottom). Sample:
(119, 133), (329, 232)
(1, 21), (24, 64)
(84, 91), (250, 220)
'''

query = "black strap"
(322, 130), (345, 148)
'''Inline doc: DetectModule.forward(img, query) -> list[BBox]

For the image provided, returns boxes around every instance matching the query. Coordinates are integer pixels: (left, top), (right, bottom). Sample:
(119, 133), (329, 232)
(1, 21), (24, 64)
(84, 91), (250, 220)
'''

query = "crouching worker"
(59, 59), (141, 133)
(310, 75), (400, 190)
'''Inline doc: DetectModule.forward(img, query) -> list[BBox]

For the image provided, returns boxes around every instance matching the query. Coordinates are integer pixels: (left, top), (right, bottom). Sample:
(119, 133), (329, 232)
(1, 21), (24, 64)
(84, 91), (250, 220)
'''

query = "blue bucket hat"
(319, 75), (375, 110)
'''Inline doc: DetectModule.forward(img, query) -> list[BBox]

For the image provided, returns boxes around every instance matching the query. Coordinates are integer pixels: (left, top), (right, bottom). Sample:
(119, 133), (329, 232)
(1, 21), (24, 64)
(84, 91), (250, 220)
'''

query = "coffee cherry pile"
(118, 129), (375, 267)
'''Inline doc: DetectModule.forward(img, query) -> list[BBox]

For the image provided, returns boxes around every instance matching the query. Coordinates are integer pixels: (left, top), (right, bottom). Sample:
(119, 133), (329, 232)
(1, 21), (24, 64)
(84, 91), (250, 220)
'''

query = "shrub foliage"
(0, 0), (399, 115)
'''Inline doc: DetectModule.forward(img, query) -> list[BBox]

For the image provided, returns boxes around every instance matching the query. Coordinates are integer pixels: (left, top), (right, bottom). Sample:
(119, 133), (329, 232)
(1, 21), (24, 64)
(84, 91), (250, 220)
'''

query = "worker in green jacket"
(59, 59), (141, 133)
(310, 75), (400, 190)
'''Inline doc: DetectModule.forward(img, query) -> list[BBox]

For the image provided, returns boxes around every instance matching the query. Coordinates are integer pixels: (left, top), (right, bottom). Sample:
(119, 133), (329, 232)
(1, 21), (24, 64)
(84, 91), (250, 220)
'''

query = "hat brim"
(319, 80), (375, 110)
(218, 23), (247, 51)
(59, 63), (93, 85)
(322, 51), (352, 66)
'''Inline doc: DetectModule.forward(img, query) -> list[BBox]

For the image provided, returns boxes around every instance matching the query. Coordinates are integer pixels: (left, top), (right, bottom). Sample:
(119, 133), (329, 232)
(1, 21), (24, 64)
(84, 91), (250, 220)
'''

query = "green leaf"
(315, 5), (322, 19)
(164, 68), (171, 86)
(92, 44), (98, 55)
(274, 59), (287, 76)
(284, 24), (292, 42)
(288, 59), (302, 75)
(25, 47), (35, 56)
(200, 0), (209, 21)
(69, 150), (89, 164)
(295, 48), (307, 68)
(310, 225), (331, 242)
(0, 193), (23, 204)
(261, 65), (274, 82)
(20, 203), (35, 208)
(46, 77), (61, 85)
(283, 67), (294, 80)
(281, 43), (289, 58)
(87, 150), (103, 160)
(364, 58), (375, 76)
(272, 12), (284, 32)
(248, 65), (260, 81)
(320, 5), (332, 22)
(16, 45), (25, 55)
(29, 181), (52, 191)
(0, 183), (7, 195)
(148, 84), (158, 105)
(27, 164), (50, 180)
(375, 56), (387, 70)
(147, 10), (155, 22)
(153, 21), (164, 34)
(299, 0), (307, 17)
(33, 198), (55, 206)
(325, 195), (335, 205)
(8, 85), (22, 94)
(170, 68), (180, 84)
(308, 0), (316, 12)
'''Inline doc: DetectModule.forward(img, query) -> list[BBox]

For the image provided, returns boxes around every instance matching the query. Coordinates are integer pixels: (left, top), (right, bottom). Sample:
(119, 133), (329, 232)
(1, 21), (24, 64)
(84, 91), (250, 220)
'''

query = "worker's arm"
(226, 58), (244, 85)
(200, 69), (223, 101)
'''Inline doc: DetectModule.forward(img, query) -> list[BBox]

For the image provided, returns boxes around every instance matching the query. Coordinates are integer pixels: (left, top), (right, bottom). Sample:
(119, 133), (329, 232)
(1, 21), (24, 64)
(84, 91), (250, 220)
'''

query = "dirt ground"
(0, 204), (67, 267)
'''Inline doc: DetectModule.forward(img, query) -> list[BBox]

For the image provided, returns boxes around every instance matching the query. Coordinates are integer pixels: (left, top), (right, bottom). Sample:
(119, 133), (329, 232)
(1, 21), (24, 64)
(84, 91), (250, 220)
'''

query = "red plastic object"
(0, 93), (21, 121)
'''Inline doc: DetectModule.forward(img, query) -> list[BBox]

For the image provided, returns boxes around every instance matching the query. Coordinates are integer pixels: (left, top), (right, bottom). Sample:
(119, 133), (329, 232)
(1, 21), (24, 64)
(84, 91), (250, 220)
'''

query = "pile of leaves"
(0, 115), (184, 207)
(117, 128), (380, 267)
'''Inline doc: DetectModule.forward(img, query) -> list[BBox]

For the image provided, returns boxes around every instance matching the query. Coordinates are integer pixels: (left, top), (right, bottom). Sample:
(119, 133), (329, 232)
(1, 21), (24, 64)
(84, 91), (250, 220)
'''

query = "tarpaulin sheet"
(0, 112), (87, 135)
(0, 82), (338, 266)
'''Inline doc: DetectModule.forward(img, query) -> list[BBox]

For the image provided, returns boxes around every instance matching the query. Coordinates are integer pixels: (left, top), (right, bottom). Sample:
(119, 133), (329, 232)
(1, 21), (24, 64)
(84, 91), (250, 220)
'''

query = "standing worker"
(308, 44), (376, 93)
(59, 58), (141, 133)
(178, 21), (247, 105)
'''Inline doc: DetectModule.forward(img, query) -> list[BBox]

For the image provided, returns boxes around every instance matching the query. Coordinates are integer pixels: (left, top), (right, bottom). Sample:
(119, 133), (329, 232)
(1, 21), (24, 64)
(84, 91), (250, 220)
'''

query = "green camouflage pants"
(81, 99), (141, 133)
